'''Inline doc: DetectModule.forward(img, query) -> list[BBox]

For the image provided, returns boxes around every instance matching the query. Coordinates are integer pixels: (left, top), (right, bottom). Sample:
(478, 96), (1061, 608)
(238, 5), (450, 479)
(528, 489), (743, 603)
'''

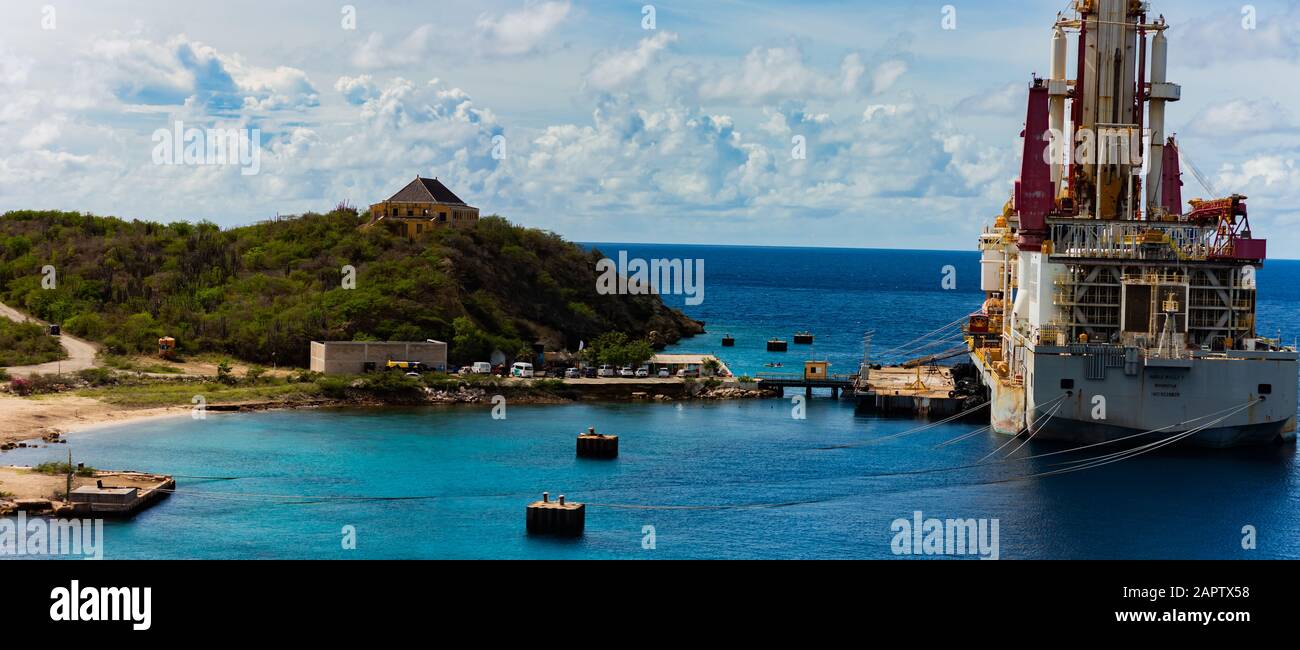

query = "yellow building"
(803, 360), (829, 381)
(366, 176), (480, 238)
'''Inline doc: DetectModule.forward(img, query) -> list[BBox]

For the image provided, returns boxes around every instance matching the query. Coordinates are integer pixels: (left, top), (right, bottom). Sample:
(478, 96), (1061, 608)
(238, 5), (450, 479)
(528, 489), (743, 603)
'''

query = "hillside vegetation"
(0, 209), (701, 366)
(0, 317), (67, 367)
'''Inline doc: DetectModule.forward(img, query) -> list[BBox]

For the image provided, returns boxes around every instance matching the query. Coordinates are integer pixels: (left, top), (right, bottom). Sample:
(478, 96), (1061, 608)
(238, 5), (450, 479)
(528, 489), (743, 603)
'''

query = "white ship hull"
(975, 348), (1298, 448)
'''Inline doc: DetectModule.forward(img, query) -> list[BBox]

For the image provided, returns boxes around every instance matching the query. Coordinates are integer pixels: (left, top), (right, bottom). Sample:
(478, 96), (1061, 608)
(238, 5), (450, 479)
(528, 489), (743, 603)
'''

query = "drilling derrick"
(968, 0), (1296, 448)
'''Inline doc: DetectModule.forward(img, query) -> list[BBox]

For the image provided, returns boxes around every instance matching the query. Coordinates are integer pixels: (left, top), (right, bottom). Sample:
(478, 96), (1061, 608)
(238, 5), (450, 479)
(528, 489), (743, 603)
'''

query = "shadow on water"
(1008, 437), (1297, 559)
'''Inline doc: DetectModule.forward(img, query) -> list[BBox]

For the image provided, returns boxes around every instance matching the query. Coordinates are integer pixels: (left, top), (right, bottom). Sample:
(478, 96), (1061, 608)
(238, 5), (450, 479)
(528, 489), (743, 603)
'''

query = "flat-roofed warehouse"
(310, 341), (448, 375)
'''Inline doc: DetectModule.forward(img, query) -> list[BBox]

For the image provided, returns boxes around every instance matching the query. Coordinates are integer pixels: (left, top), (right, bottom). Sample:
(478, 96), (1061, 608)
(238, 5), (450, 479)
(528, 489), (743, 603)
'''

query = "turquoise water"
(4, 401), (1296, 559)
(5, 245), (1300, 559)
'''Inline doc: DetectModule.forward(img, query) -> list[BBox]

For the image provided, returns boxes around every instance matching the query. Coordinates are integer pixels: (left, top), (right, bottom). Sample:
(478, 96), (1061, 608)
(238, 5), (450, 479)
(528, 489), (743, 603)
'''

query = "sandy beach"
(0, 394), (188, 445)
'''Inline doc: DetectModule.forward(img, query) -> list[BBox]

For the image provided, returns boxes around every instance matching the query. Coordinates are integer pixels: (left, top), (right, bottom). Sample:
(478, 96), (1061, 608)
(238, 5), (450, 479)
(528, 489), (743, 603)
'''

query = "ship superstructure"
(969, 0), (1297, 447)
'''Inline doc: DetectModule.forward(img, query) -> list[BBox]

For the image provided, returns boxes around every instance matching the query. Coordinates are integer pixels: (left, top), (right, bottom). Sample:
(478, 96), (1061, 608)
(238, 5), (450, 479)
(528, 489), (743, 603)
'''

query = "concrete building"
(366, 176), (480, 238)
(648, 354), (730, 377)
(310, 340), (448, 375)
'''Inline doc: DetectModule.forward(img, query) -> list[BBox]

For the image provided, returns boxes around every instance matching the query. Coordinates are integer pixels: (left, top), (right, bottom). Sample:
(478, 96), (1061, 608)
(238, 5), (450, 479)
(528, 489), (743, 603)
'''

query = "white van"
(510, 362), (534, 378)
(470, 362), (492, 374)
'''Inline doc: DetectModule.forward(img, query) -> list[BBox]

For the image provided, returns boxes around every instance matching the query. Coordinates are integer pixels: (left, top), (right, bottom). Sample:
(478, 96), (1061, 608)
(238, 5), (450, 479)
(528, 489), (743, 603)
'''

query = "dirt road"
(0, 301), (99, 377)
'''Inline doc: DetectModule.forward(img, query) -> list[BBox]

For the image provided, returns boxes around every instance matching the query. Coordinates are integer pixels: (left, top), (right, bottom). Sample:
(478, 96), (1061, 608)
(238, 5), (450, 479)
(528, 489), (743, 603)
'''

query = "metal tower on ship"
(967, 0), (1297, 447)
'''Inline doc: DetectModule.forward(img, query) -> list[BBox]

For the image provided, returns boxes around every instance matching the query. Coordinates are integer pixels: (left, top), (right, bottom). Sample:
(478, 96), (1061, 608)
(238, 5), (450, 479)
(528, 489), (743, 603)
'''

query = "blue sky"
(1, 0), (1299, 253)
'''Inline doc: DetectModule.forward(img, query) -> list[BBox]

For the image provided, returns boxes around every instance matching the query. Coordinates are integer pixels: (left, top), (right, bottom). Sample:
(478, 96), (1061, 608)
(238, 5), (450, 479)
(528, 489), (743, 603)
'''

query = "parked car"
(564, 368), (581, 379)
(583, 367), (598, 378)
(510, 362), (535, 378)
(635, 366), (650, 378)
(597, 365), (616, 378)
(619, 366), (635, 378)
(467, 362), (492, 374)
(657, 368), (671, 378)
(677, 368), (700, 378)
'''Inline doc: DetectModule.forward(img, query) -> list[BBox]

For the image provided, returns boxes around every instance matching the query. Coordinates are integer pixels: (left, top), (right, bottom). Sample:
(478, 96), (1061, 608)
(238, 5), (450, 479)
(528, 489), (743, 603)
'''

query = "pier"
(756, 373), (855, 399)
(852, 366), (968, 418)
(754, 334), (979, 419)
(0, 466), (173, 518)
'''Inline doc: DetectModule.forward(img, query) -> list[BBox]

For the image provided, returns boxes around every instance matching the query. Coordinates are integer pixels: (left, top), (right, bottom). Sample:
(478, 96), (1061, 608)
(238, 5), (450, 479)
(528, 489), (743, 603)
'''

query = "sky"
(1, 0), (1299, 253)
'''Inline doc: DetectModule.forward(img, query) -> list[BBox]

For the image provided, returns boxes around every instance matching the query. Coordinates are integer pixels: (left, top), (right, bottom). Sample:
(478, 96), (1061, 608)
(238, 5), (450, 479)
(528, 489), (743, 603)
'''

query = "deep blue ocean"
(4, 245), (1299, 559)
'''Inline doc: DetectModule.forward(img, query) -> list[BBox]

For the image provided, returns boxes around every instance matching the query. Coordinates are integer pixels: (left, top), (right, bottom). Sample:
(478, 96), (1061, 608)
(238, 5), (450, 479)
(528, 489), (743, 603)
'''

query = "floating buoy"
(526, 492), (585, 537)
(577, 426), (619, 459)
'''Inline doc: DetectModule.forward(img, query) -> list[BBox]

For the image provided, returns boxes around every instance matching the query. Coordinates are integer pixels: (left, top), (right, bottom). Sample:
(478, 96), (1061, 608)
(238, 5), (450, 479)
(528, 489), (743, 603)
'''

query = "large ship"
(968, 0), (1297, 447)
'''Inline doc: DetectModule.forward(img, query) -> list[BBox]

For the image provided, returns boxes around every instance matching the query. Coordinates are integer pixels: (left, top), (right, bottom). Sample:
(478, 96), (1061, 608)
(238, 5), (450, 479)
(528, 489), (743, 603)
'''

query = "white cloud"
(691, 47), (875, 105)
(1218, 155), (1297, 191)
(351, 25), (437, 70)
(1189, 98), (1292, 137)
(584, 32), (677, 93)
(871, 59), (907, 94)
(88, 35), (319, 112)
(475, 1), (572, 57)
(0, 47), (34, 87)
(1176, 6), (1300, 68)
(19, 120), (61, 149)
(335, 75), (379, 105)
(955, 83), (1026, 116)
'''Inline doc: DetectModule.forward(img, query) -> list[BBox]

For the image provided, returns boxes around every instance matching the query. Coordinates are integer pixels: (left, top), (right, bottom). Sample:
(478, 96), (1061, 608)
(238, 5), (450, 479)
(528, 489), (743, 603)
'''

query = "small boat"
(721, 335), (735, 347)
(793, 331), (814, 345)
(767, 338), (788, 352)
(764, 362), (784, 368)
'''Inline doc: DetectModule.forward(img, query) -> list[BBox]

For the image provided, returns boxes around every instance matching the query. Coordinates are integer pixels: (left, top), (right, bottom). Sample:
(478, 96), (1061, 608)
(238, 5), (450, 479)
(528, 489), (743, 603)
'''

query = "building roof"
(384, 177), (469, 205)
(649, 354), (717, 365)
(71, 486), (138, 496)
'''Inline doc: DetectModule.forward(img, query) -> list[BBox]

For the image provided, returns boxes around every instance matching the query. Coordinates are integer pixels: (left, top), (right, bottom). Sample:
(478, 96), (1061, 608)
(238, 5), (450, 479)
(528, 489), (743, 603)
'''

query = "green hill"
(0, 317), (67, 367)
(0, 209), (703, 367)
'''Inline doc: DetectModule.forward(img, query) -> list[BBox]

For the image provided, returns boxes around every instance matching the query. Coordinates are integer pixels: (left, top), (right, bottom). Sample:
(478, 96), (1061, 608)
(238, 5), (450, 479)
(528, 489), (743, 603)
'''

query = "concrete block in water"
(526, 492), (585, 537)
(576, 429), (619, 459)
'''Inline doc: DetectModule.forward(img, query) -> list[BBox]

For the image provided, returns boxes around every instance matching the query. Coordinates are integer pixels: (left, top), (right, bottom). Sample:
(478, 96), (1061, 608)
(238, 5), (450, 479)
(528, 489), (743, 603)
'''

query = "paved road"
(0, 301), (99, 378)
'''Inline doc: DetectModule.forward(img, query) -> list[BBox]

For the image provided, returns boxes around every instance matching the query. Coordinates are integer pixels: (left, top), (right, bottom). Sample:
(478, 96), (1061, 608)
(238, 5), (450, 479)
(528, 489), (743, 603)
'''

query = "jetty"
(754, 334), (981, 419)
(0, 466), (173, 518)
(756, 359), (855, 399)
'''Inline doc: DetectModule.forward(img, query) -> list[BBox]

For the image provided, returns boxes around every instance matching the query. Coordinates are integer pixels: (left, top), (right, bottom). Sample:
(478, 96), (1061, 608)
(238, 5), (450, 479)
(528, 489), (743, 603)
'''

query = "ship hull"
(975, 347), (1298, 448)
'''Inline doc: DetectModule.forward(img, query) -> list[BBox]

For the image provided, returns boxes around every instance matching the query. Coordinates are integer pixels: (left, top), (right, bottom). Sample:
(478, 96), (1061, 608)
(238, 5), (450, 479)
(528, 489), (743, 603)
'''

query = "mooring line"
(977, 395), (1060, 462)
(859, 397), (1257, 479)
(975, 394), (1068, 463)
(814, 399), (990, 450)
(587, 496), (838, 511)
(932, 424), (992, 448)
(971, 401), (1258, 485)
(872, 316), (969, 359)
(1034, 397), (1258, 470)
